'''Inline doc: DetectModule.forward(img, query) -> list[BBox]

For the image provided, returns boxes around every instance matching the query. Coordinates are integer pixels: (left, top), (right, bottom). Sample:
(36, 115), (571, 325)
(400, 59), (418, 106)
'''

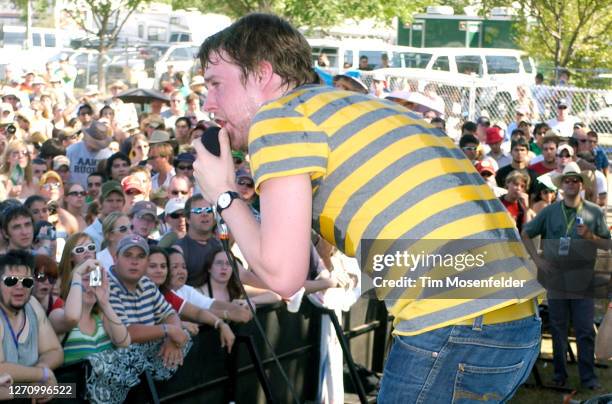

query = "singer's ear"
(254, 61), (274, 87)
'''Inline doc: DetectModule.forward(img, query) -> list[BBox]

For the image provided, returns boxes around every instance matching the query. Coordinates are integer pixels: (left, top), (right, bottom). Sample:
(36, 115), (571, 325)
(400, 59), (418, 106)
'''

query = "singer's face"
(203, 51), (264, 151)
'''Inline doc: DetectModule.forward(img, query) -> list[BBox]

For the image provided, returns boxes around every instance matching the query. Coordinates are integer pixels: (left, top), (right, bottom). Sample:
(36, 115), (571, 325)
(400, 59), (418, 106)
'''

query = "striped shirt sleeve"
(108, 283), (129, 325)
(249, 104), (329, 192)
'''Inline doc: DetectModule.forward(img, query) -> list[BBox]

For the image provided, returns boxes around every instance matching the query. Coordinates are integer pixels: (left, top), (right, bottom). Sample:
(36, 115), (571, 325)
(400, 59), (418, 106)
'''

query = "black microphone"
(201, 126), (221, 157)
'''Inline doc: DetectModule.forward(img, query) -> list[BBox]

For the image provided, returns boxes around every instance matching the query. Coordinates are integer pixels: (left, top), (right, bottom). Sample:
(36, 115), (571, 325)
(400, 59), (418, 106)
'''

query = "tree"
(512, 0), (612, 86)
(63, 0), (150, 90)
(171, 0), (430, 29)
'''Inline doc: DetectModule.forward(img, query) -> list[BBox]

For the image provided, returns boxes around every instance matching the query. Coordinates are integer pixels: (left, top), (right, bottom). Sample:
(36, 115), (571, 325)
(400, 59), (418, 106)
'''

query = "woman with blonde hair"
(97, 212), (131, 272)
(0, 139), (37, 200)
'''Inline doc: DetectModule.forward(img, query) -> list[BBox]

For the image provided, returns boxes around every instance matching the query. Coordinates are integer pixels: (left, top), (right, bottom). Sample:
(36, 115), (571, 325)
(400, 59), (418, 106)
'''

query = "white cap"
(164, 197), (186, 215)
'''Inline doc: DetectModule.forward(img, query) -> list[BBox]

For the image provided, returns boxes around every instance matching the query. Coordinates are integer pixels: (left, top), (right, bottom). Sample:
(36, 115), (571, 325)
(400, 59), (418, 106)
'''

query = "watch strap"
(216, 191), (240, 215)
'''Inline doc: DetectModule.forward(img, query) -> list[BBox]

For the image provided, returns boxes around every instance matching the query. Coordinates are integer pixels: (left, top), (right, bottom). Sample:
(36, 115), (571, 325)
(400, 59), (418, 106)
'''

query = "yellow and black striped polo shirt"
(249, 85), (543, 336)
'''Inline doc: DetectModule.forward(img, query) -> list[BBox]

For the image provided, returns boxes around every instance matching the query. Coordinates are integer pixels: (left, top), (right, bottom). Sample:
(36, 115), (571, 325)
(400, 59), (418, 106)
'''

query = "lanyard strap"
(561, 202), (582, 236)
(0, 307), (26, 350)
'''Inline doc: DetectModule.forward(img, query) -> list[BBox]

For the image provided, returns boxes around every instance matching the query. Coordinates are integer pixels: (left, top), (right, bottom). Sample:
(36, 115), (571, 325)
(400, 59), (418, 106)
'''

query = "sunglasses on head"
(35, 273), (56, 284)
(169, 212), (185, 219)
(191, 207), (214, 215)
(72, 243), (96, 255)
(2, 275), (34, 289)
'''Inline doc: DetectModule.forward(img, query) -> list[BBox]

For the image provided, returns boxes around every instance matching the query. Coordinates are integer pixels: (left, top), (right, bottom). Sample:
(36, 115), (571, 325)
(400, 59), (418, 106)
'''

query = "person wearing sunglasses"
(167, 174), (193, 201)
(235, 169), (260, 220)
(174, 194), (221, 283)
(63, 183), (87, 232)
(39, 171), (64, 203)
(522, 162), (610, 391)
(159, 198), (187, 246)
(121, 174), (147, 209)
(33, 254), (63, 317)
(458, 134), (480, 163)
(54, 232), (101, 336)
(0, 250), (63, 396)
(98, 212), (132, 272)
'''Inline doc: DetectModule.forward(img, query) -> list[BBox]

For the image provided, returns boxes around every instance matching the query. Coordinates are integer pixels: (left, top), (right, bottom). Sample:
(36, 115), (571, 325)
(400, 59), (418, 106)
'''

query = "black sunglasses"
(3, 275), (35, 288)
(169, 212), (185, 219)
(35, 273), (56, 284)
(68, 191), (86, 197)
(237, 179), (254, 188)
(177, 165), (193, 171)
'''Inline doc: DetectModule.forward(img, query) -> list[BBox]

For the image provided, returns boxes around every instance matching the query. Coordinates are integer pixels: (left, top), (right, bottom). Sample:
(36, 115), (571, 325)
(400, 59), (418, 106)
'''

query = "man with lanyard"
(522, 162), (610, 390)
(192, 14), (543, 402)
(0, 250), (63, 400)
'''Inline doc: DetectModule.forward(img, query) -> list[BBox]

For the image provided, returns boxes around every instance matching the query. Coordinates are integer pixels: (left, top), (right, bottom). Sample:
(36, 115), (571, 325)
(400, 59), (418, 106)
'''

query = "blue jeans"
(548, 298), (597, 386)
(378, 315), (541, 403)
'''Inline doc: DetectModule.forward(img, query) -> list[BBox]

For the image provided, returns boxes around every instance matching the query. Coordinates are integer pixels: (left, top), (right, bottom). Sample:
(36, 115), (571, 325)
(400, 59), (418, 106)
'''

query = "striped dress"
(249, 85), (543, 336)
(63, 314), (113, 365)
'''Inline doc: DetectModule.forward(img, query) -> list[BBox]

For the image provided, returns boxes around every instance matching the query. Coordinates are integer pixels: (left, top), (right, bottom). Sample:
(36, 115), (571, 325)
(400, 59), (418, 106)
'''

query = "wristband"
(214, 319), (222, 329)
(162, 324), (168, 338)
(71, 281), (84, 291)
(39, 367), (49, 384)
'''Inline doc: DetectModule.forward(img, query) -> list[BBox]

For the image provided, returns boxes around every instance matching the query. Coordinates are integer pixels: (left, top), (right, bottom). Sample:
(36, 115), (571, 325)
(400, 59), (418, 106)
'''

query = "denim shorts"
(378, 315), (542, 404)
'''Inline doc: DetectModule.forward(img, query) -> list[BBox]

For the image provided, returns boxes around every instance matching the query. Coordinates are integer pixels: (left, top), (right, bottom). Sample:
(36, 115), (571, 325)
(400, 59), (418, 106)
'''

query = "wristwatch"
(216, 191), (240, 215)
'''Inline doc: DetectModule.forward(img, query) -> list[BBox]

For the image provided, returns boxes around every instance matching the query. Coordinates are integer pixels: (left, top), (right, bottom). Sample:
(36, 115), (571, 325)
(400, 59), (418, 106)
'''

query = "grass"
(511, 299), (611, 403)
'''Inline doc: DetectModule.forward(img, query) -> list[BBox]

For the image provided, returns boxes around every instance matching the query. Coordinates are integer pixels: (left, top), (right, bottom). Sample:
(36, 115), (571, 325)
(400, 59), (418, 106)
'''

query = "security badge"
(558, 236), (571, 256)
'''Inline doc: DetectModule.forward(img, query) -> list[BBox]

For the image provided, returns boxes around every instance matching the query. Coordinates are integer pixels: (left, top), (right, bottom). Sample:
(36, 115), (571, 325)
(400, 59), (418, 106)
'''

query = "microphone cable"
(216, 215), (301, 404)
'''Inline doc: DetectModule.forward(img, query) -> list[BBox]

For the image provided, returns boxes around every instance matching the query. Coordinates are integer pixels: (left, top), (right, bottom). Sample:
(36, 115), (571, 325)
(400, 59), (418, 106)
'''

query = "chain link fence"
(359, 71), (612, 143)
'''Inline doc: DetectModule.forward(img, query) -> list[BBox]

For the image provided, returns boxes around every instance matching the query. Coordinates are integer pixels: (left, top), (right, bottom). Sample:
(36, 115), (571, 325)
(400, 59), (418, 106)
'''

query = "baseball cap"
(475, 160), (496, 175)
(557, 143), (574, 156)
(101, 180), (124, 200)
(52, 155), (70, 171)
(117, 234), (149, 256)
(485, 127), (504, 145)
(121, 175), (144, 194)
(39, 171), (62, 186)
(130, 201), (158, 221)
(557, 99), (569, 108)
(516, 106), (529, 115)
(235, 169), (253, 180)
(164, 198), (186, 215)
(476, 116), (491, 126)
(149, 130), (170, 144)
(175, 153), (195, 164)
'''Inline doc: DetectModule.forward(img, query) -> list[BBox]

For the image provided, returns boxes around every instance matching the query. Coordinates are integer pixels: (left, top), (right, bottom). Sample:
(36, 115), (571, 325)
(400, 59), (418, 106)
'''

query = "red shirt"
(162, 290), (185, 313)
(529, 161), (555, 175)
(47, 296), (65, 316)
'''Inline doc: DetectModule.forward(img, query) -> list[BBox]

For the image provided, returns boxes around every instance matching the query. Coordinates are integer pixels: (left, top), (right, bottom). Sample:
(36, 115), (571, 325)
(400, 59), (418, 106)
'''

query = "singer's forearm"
(220, 175), (311, 297)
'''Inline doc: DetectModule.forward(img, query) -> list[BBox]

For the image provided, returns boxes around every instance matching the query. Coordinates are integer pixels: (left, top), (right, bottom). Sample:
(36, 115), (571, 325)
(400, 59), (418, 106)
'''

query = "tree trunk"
(98, 43), (106, 93)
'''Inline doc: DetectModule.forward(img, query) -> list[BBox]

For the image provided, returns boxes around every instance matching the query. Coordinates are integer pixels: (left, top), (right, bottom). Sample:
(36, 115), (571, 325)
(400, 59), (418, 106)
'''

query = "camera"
(89, 266), (102, 287)
(6, 124), (16, 135)
(38, 226), (56, 241)
(576, 216), (584, 226)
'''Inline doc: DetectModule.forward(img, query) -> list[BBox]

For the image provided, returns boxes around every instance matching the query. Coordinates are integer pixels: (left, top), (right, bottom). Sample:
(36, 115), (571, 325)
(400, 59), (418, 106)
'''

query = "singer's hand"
(192, 128), (237, 204)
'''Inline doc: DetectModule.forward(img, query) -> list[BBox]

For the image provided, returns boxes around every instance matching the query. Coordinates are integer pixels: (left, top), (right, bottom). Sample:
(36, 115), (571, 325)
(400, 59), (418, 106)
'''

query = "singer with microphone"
(192, 13), (544, 403)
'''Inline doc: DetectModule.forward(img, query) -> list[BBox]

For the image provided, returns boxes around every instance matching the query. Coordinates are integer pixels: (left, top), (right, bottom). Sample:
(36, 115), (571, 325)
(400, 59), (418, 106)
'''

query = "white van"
(392, 47), (536, 84)
(308, 38), (396, 71)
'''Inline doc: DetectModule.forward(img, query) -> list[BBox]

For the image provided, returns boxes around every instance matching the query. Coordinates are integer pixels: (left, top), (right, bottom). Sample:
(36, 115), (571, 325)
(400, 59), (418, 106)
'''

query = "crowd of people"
(0, 18), (609, 401)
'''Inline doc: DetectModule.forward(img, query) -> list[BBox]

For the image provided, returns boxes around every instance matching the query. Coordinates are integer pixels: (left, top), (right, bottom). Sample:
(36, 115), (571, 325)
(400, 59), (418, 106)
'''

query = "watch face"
(218, 193), (231, 208)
